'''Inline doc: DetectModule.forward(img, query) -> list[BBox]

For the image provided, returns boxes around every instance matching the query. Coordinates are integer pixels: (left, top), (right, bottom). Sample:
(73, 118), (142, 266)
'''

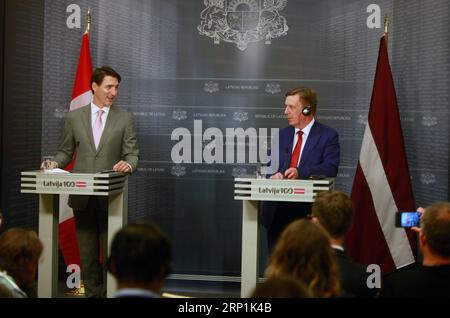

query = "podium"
(20, 171), (128, 298)
(234, 177), (334, 297)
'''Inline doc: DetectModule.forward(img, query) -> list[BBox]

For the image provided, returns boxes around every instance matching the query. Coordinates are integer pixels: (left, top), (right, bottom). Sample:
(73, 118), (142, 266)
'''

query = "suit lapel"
(299, 121), (321, 166)
(96, 107), (118, 153)
(81, 106), (97, 151)
(282, 126), (295, 171)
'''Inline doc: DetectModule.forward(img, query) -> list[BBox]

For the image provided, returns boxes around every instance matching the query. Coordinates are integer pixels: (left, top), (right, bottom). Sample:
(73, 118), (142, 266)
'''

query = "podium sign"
(235, 178), (333, 202)
(21, 171), (128, 298)
(234, 177), (334, 297)
(21, 171), (126, 195)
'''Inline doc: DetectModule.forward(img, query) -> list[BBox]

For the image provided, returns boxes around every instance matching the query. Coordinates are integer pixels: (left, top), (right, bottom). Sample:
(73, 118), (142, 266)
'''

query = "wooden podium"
(234, 177), (334, 297)
(20, 170), (128, 298)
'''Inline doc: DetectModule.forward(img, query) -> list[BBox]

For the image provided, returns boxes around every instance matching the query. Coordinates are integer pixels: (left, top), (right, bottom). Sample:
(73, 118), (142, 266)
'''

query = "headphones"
(302, 106), (312, 116)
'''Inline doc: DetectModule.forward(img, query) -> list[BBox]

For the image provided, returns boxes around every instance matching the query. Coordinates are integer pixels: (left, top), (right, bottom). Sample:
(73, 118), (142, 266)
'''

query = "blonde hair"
(266, 220), (340, 297)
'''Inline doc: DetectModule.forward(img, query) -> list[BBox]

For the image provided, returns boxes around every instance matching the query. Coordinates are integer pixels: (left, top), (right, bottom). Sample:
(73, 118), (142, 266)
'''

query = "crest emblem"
(203, 81), (220, 93)
(172, 109), (188, 121)
(421, 116), (437, 127)
(357, 114), (368, 125)
(232, 166), (248, 177)
(233, 111), (249, 122)
(198, 0), (289, 51)
(54, 108), (68, 119)
(420, 173), (436, 185)
(171, 165), (187, 177)
(265, 82), (281, 94)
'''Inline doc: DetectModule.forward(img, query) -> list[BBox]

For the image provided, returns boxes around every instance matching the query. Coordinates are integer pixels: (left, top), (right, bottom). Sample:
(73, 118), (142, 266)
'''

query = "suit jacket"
(54, 104), (139, 210)
(334, 248), (378, 298)
(260, 121), (340, 228)
(379, 264), (450, 298)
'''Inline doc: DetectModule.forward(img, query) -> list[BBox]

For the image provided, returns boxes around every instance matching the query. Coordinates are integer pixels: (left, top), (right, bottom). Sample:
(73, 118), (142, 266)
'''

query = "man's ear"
(107, 257), (117, 276)
(419, 232), (427, 249)
(92, 82), (98, 92)
(311, 216), (319, 225)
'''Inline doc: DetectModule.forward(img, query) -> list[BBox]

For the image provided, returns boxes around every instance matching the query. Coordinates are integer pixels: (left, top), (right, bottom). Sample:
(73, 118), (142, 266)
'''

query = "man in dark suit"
(379, 202), (450, 298)
(108, 222), (171, 298)
(260, 87), (340, 252)
(41, 66), (139, 297)
(312, 190), (378, 297)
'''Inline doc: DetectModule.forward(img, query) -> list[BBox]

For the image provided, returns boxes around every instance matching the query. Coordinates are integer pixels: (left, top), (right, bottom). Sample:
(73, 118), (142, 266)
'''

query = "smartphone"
(395, 211), (421, 228)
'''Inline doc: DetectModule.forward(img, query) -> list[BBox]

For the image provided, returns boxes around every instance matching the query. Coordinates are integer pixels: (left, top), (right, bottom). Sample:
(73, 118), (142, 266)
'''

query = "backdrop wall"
(2, 0), (449, 292)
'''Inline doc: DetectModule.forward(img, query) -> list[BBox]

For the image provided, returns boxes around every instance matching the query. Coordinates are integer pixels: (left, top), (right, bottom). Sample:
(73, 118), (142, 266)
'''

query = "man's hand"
(284, 168), (298, 179)
(40, 161), (58, 170)
(411, 207), (425, 233)
(113, 160), (131, 173)
(270, 172), (284, 179)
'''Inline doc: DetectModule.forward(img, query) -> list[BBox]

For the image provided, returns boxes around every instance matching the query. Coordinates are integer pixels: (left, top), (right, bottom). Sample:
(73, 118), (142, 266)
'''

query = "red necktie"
(289, 131), (303, 168)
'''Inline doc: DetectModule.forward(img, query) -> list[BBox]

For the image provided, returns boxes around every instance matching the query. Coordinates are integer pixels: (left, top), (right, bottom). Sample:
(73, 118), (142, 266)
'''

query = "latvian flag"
(346, 35), (416, 275)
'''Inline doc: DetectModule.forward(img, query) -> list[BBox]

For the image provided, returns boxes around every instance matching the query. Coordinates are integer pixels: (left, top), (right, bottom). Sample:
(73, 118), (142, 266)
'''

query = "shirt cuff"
(125, 162), (133, 173)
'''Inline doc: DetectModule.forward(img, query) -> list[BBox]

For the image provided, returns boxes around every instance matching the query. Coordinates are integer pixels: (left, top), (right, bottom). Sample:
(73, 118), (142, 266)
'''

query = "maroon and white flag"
(346, 35), (416, 274)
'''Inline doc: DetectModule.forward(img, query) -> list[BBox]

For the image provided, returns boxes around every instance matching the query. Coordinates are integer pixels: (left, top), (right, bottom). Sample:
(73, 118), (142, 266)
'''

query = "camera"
(395, 211), (421, 228)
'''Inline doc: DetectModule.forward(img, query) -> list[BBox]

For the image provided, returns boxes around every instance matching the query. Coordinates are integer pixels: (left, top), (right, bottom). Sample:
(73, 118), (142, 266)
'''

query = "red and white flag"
(58, 31), (93, 267)
(346, 35), (416, 275)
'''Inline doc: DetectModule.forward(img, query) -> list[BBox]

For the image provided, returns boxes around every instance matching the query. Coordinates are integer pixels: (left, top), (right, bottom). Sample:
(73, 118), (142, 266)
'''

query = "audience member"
(0, 228), (43, 298)
(312, 190), (378, 297)
(265, 219), (340, 297)
(251, 275), (312, 298)
(379, 202), (450, 297)
(108, 222), (172, 298)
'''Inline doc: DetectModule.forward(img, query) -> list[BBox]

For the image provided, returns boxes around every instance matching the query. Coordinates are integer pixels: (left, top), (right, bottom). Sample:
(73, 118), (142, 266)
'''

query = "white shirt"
(91, 102), (110, 130)
(292, 118), (315, 167)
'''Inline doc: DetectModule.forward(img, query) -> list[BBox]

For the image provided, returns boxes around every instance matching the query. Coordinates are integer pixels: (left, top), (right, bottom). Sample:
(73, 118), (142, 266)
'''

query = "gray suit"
(54, 104), (139, 297)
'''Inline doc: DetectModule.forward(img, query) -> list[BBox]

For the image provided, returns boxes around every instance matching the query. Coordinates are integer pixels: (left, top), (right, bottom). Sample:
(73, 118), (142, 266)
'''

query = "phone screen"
(397, 211), (420, 228)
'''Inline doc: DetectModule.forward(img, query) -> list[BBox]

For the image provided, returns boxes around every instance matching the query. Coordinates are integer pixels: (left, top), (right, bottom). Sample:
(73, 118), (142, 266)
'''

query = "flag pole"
(384, 14), (389, 41)
(85, 8), (91, 34)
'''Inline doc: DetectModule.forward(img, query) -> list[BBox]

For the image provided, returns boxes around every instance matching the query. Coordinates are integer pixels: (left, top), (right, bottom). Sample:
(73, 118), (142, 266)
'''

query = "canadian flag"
(58, 31), (93, 267)
(346, 35), (417, 275)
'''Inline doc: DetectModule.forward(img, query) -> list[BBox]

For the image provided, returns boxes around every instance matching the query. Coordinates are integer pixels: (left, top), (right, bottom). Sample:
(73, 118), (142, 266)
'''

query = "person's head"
(284, 87), (317, 129)
(265, 219), (340, 297)
(0, 228), (43, 290)
(251, 275), (313, 298)
(312, 190), (354, 241)
(108, 222), (172, 293)
(91, 66), (121, 108)
(420, 202), (450, 263)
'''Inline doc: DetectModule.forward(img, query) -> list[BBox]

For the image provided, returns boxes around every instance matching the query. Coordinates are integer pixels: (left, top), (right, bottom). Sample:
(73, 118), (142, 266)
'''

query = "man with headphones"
(261, 87), (340, 252)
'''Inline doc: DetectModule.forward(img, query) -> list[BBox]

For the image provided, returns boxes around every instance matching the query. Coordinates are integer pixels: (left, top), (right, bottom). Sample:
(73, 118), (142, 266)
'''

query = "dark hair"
(285, 87), (317, 114)
(312, 190), (354, 238)
(91, 66), (121, 91)
(0, 228), (43, 288)
(422, 202), (450, 257)
(251, 275), (313, 298)
(108, 222), (171, 284)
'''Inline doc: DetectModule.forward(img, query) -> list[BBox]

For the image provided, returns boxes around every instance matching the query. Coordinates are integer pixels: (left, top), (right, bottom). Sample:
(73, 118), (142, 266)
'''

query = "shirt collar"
(113, 288), (160, 298)
(295, 118), (315, 136)
(331, 244), (345, 251)
(91, 102), (110, 115)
